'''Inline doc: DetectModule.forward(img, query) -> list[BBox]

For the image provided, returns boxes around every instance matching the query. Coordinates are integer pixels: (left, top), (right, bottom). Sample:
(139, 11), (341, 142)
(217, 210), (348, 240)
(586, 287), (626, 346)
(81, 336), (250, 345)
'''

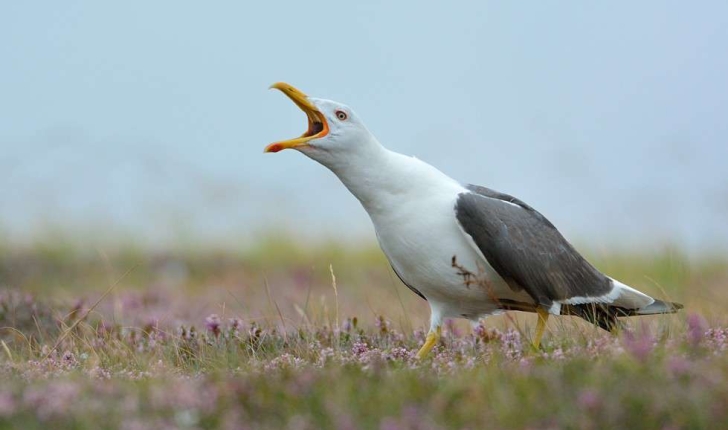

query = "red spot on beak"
(267, 144), (283, 153)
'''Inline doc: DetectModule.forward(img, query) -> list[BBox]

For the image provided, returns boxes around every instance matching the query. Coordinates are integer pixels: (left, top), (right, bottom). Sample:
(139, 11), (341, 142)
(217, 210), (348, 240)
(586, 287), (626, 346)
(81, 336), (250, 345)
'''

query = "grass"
(1, 238), (727, 429)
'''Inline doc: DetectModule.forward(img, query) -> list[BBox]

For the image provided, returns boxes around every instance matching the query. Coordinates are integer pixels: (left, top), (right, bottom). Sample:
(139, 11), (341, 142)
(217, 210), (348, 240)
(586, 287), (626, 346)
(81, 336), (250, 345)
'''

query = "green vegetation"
(1, 238), (726, 429)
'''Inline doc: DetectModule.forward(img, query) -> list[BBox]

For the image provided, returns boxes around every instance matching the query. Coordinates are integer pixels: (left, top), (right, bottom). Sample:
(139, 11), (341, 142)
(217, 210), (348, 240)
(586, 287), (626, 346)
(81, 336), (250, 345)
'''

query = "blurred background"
(1, 9), (727, 428)
(1, 2), (728, 336)
(1, 1), (727, 255)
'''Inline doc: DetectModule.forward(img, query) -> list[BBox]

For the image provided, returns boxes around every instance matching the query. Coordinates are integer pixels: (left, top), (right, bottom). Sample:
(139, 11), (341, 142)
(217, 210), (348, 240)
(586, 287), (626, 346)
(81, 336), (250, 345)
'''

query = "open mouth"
(265, 82), (329, 153)
(308, 120), (324, 136)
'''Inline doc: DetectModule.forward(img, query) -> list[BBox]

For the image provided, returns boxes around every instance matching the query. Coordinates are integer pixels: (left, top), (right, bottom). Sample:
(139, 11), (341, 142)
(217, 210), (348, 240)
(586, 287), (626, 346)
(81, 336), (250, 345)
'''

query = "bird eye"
(335, 110), (348, 121)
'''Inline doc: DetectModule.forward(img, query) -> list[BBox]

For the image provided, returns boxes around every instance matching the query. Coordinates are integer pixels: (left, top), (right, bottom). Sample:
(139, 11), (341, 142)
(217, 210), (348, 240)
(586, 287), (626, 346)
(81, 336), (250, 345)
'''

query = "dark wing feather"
(455, 185), (611, 310)
(560, 298), (683, 332)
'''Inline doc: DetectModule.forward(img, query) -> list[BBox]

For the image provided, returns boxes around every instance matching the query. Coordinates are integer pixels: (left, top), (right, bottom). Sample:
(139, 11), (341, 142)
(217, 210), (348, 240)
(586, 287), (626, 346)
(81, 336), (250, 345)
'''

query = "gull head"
(265, 82), (378, 167)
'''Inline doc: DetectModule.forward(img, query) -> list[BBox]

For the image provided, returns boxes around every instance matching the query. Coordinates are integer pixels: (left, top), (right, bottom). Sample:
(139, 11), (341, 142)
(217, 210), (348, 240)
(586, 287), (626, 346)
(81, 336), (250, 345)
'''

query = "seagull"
(264, 82), (683, 358)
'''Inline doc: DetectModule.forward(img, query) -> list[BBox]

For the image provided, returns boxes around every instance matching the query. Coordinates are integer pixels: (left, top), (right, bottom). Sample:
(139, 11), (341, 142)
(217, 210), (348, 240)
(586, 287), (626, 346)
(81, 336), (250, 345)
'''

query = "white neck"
(309, 135), (463, 217)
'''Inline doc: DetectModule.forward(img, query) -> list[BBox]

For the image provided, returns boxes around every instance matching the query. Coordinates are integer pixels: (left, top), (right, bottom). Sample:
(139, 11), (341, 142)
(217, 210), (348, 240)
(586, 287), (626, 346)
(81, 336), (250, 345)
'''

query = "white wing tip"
(558, 278), (654, 310)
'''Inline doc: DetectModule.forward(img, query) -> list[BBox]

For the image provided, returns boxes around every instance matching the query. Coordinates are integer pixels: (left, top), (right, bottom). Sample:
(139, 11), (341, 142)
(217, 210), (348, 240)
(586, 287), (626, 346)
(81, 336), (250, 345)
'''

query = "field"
(1, 237), (727, 429)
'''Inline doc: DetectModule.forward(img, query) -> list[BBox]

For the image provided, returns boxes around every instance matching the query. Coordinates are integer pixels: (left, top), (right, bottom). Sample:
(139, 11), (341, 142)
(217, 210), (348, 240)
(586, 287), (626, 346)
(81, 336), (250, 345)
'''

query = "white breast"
(369, 183), (531, 319)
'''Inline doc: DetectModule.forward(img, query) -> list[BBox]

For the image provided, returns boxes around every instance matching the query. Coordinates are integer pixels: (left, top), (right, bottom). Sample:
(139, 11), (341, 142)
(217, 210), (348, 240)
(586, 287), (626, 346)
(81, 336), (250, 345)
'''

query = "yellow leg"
(533, 308), (549, 350)
(416, 326), (441, 359)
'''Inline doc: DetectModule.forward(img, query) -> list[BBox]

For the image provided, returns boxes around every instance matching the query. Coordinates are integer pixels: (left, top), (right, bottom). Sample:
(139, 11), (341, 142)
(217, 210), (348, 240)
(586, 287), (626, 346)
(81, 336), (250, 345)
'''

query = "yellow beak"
(264, 82), (329, 153)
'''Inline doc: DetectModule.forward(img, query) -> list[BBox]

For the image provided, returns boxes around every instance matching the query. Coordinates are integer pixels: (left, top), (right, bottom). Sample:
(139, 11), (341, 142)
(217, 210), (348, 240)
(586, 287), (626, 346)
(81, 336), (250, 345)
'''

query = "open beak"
(264, 82), (329, 153)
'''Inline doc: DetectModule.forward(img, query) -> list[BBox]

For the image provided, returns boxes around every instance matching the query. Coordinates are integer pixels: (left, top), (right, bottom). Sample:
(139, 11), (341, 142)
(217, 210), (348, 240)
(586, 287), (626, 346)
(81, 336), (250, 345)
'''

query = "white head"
(265, 82), (382, 169)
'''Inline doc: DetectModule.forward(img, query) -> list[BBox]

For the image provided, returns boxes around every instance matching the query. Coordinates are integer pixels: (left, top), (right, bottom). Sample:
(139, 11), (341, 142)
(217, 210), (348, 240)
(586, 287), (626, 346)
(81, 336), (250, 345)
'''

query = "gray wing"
(455, 184), (611, 311)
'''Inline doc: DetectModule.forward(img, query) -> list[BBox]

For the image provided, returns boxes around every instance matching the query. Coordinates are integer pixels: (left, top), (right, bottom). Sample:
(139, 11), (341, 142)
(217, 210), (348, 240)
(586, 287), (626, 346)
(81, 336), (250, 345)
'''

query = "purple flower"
(351, 342), (369, 356)
(205, 314), (221, 337)
(577, 389), (601, 411)
(473, 324), (500, 345)
(22, 381), (81, 421)
(227, 318), (243, 338)
(686, 313), (708, 347)
(0, 391), (16, 417)
(472, 322), (486, 339)
(342, 318), (353, 333)
(666, 356), (691, 377)
(62, 351), (77, 367)
(385, 347), (411, 361)
(265, 353), (305, 371)
(705, 327), (728, 353)
(622, 328), (655, 362)
(499, 329), (523, 360)
(228, 318), (242, 331)
(543, 347), (566, 361)
(444, 319), (460, 338)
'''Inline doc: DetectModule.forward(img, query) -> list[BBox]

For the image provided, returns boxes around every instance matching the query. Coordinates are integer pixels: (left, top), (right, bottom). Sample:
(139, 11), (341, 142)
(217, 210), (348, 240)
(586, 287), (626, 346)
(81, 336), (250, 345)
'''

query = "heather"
(1, 240), (727, 429)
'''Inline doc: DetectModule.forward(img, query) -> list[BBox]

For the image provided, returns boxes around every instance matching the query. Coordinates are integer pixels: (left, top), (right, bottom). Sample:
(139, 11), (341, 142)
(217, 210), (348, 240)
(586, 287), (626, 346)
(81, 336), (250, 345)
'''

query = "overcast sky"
(1, 1), (727, 254)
